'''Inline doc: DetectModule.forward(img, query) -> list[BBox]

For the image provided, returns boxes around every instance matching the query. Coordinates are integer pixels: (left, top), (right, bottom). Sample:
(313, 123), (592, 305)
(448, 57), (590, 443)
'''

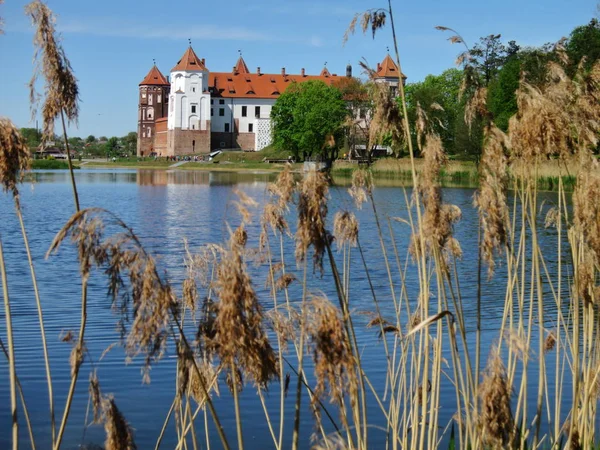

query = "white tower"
(168, 46), (211, 133)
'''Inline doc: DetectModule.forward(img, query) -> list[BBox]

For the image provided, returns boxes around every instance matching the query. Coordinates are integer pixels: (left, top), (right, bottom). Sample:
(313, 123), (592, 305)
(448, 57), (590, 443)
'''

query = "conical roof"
(375, 54), (406, 79)
(320, 66), (331, 77)
(139, 65), (170, 86)
(171, 46), (207, 72)
(233, 55), (250, 74)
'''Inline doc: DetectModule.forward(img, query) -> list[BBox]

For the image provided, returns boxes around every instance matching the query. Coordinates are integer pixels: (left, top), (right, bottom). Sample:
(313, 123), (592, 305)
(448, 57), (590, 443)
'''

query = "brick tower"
(137, 64), (170, 156)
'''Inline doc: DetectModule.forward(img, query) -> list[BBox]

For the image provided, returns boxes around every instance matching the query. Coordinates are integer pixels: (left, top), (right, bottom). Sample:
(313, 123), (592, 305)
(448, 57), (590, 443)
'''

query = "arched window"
(148, 94), (153, 105)
(147, 107), (154, 120)
(147, 127), (151, 138)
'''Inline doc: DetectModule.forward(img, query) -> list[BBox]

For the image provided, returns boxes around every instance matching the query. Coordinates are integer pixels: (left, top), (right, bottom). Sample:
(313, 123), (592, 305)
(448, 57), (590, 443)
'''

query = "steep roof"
(139, 65), (170, 86)
(171, 46), (207, 72)
(320, 66), (332, 77)
(233, 56), (250, 75)
(209, 69), (341, 99)
(375, 54), (406, 79)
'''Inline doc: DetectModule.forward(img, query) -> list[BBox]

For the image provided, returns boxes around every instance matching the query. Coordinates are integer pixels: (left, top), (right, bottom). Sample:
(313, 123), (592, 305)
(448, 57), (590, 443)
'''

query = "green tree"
(20, 127), (42, 149)
(404, 68), (463, 154)
(487, 56), (520, 131)
(121, 132), (137, 155)
(470, 34), (508, 86)
(86, 135), (96, 144)
(567, 18), (600, 72)
(103, 136), (119, 157)
(271, 80), (348, 161)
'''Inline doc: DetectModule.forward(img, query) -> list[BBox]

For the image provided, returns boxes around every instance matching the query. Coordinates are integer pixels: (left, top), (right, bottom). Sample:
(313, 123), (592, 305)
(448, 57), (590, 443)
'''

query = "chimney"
(377, 62), (381, 72)
(281, 67), (286, 76)
(346, 64), (352, 77)
(201, 58), (205, 66)
(301, 68), (305, 77)
(257, 67), (261, 75)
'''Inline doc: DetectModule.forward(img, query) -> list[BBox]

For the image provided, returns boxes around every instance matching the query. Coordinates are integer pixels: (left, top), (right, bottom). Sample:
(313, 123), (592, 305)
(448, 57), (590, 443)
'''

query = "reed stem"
(0, 237), (18, 450)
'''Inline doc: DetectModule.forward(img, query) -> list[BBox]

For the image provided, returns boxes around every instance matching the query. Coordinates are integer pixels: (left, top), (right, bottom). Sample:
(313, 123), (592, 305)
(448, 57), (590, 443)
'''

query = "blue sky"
(0, 0), (597, 138)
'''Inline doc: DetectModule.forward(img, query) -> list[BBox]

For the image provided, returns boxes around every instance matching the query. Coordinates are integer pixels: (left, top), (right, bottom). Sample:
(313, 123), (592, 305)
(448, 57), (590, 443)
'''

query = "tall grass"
(3, 2), (600, 450)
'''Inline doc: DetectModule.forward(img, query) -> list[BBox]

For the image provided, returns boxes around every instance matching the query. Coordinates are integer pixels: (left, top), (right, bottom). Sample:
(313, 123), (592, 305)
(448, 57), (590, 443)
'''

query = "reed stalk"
(0, 237), (18, 450)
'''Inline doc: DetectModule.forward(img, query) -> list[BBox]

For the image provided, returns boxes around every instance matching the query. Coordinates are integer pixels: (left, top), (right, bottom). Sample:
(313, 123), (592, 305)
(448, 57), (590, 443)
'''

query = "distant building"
(137, 47), (404, 156)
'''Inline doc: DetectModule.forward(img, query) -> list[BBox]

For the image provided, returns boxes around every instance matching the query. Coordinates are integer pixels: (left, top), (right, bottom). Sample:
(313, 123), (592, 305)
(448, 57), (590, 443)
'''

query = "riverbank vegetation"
(3, 1), (600, 450)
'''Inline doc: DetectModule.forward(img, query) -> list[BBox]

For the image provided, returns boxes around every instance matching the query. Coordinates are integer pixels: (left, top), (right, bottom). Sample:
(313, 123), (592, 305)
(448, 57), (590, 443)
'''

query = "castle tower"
(137, 64), (170, 156)
(167, 46), (211, 155)
(373, 54), (407, 96)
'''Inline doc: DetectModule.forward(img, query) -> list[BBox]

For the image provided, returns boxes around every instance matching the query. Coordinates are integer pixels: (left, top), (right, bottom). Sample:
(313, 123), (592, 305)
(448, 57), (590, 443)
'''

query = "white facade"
(168, 70), (210, 131)
(209, 97), (275, 135)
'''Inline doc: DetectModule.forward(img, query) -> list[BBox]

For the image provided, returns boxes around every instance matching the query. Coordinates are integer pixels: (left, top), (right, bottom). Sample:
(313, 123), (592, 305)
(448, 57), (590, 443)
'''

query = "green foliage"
(567, 18), (600, 72)
(32, 159), (78, 170)
(488, 56), (521, 131)
(121, 132), (137, 154)
(404, 69), (464, 154)
(470, 34), (509, 86)
(20, 127), (42, 149)
(271, 80), (349, 161)
(85, 135), (96, 144)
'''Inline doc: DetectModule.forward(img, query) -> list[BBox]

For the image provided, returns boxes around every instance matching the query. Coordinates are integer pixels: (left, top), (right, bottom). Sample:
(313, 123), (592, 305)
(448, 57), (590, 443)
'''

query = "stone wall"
(154, 119), (168, 155)
(236, 132), (256, 151)
(138, 137), (154, 157)
(167, 128), (211, 155)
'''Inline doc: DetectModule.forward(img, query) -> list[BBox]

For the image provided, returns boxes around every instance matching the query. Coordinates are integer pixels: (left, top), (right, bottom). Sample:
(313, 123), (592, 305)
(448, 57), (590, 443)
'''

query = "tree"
(567, 19), (600, 72)
(121, 132), (137, 155)
(20, 127), (42, 149)
(470, 34), (508, 86)
(404, 68), (463, 154)
(86, 135), (96, 144)
(487, 56), (521, 131)
(103, 136), (119, 157)
(271, 80), (348, 161)
(333, 77), (379, 161)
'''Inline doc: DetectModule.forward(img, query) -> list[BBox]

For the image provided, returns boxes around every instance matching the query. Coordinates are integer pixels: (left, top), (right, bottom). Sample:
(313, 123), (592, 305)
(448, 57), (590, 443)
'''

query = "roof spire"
(188, 38), (192, 47)
(153, 58), (156, 66)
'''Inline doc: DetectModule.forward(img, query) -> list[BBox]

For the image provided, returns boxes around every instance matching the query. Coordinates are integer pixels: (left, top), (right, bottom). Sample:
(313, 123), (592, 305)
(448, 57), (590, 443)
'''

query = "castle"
(137, 46), (403, 157)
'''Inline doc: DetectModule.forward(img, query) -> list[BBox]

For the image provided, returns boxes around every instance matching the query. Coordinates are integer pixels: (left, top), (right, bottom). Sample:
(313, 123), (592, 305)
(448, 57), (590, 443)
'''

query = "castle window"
(148, 95), (153, 105)
(219, 99), (225, 105)
(191, 105), (197, 113)
(147, 127), (151, 138)
(211, 99), (214, 105)
(211, 108), (214, 116)
(225, 123), (230, 132)
(147, 107), (154, 119)
(248, 123), (253, 132)
(192, 87), (196, 92)
(219, 108), (224, 116)
(157, 94), (162, 103)
(241, 106), (247, 117)
(255, 106), (260, 117)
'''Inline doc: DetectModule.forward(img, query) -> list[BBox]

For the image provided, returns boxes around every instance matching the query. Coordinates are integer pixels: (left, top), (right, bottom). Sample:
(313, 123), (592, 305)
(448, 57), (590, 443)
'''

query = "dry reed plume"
(209, 235), (278, 387)
(348, 168), (372, 209)
(308, 297), (358, 422)
(296, 169), (329, 272)
(478, 352), (515, 449)
(475, 124), (510, 276)
(26, 0), (78, 145)
(333, 211), (359, 249)
(0, 118), (31, 200)
(48, 208), (177, 378)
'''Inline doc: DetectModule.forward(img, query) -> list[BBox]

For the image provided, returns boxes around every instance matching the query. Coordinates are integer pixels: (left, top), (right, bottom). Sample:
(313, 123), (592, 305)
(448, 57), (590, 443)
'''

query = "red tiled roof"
(375, 54), (406, 79)
(208, 69), (341, 99)
(171, 46), (207, 72)
(233, 56), (250, 75)
(139, 65), (170, 86)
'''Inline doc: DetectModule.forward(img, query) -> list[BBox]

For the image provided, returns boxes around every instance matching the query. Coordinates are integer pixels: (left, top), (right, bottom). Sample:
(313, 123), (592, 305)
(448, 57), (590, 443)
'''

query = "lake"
(0, 169), (569, 449)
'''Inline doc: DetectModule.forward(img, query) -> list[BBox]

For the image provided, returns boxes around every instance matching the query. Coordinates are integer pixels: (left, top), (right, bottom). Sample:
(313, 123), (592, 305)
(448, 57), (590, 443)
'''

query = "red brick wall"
(167, 128), (211, 155)
(236, 132), (255, 151)
(154, 119), (168, 155)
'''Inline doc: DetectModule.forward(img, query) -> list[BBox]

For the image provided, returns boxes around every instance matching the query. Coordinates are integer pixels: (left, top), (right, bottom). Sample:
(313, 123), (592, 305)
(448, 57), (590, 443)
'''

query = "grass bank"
(333, 157), (590, 190)
(32, 159), (80, 170)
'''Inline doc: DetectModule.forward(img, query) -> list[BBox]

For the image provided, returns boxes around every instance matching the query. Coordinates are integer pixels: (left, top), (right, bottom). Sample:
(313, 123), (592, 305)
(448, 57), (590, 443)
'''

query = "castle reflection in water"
(136, 169), (278, 186)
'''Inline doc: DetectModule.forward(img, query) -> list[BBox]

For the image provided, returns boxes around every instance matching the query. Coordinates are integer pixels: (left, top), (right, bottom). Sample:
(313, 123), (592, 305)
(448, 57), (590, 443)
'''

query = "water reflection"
(0, 168), (572, 449)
